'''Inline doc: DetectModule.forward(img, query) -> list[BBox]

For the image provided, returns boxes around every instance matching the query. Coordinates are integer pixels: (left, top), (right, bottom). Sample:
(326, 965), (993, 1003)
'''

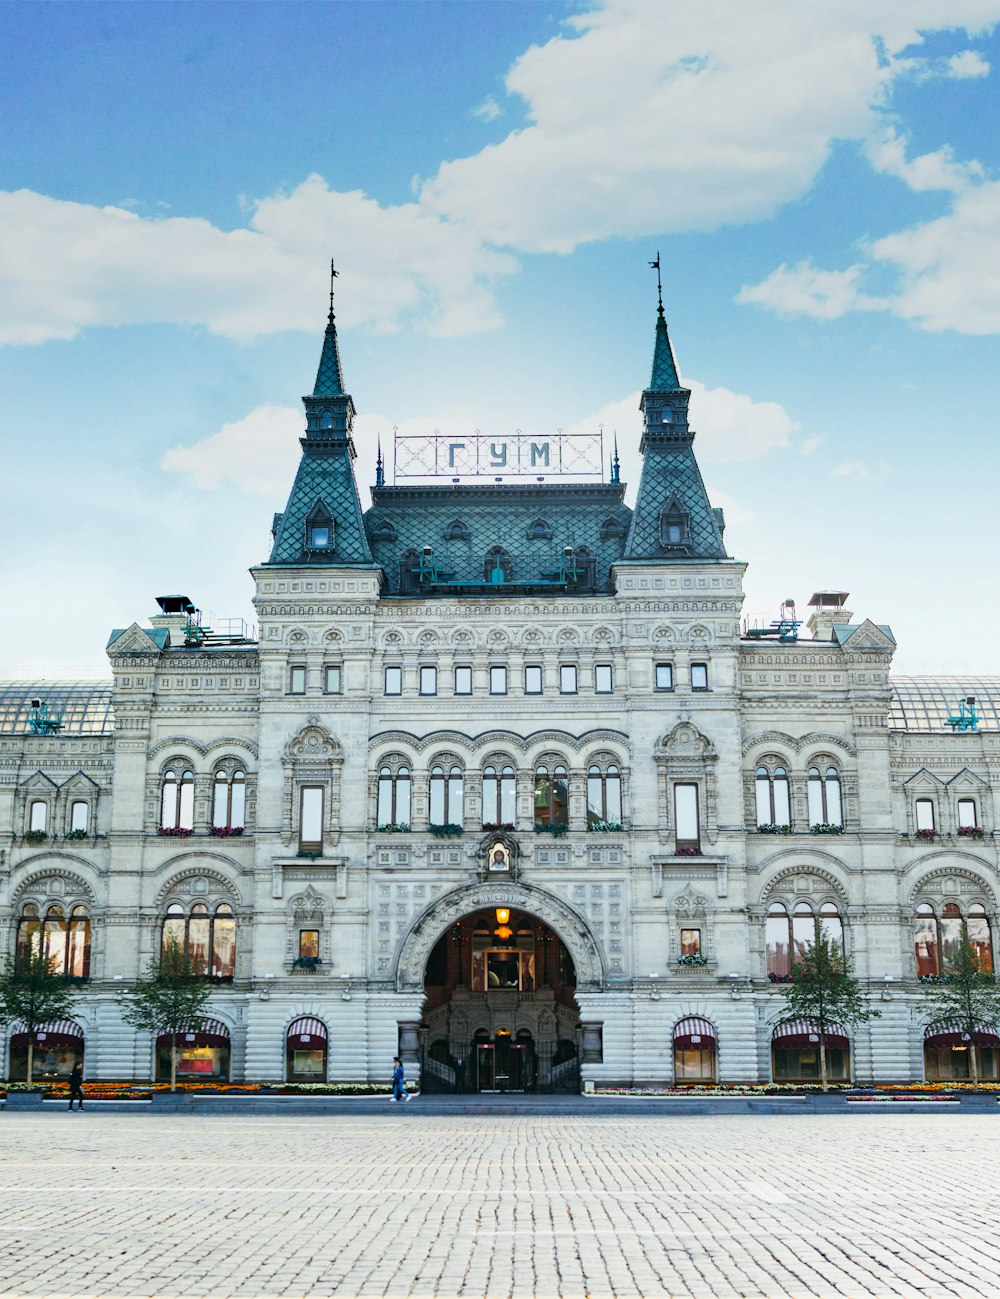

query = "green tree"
(921, 940), (1000, 1091)
(776, 933), (881, 1091)
(122, 938), (213, 1091)
(0, 950), (79, 1085)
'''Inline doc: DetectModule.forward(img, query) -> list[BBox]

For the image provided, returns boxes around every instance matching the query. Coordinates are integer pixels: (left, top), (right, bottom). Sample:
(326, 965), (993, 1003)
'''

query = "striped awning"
(673, 1017), (716, 1049)
(10, 1019), (83, 1047)
(773, 1019), (849, 1050)
(157, 1018), (230, 1048)
(924, 1021), (1000, 1049)
(287, 1017), (327, 1048)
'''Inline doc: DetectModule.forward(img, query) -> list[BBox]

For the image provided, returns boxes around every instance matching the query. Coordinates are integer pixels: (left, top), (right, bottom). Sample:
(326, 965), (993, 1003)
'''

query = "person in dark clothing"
(391, 1056), (410, 1102)
(68, 1062), (84, 1110)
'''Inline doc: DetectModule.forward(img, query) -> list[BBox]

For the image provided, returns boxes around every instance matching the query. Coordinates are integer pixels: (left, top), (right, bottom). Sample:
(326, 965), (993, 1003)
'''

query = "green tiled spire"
(623, 296), (726, 563)
(313, 314), (346, 397)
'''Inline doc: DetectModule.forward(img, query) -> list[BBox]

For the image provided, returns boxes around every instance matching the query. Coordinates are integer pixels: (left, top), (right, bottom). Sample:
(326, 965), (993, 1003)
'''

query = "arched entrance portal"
(421, 905), (581, 1093)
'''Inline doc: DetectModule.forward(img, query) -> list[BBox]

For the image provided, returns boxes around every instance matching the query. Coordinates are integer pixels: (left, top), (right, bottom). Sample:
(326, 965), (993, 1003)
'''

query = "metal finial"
(375, 433), (384, 488)
(649, 251), (663, 315)
(611, 431), (620, 484)
(328, 258), (339, 321)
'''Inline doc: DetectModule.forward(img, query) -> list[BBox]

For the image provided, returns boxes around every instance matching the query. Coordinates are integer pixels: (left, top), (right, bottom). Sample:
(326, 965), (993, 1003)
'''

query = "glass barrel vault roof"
(889, 678), (1000, 732)
(0, 682), (114, 735)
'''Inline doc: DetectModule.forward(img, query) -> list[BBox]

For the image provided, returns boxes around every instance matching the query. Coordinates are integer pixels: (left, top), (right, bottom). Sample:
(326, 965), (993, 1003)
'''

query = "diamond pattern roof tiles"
(624, 444), (727, 560)
(268, 442), (374, 565)
(650, 312), (680, 389)
(313, 319), (345, 397)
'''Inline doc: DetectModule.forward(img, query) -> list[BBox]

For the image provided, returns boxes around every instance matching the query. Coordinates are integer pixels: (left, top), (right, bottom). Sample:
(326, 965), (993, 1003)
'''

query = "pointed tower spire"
(622, 263), (726, 562)
(312, 260), (346, 397)
(610, 431), (620, 485)
(375, 434), (385, 488)
(266, 266), (374, 567)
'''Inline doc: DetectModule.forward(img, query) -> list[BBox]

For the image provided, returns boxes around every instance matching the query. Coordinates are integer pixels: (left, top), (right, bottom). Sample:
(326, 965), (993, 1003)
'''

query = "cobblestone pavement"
(2, 1112), (999, 1299)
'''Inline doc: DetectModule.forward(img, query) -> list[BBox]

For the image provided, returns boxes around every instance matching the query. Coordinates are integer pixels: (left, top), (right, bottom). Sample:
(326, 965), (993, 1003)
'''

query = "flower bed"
(2, 1080), (419, 1099)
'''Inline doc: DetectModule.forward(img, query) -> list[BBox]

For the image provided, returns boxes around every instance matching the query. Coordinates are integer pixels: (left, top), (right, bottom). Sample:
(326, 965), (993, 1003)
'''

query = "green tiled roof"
(365, 483), (631, 594)
(623, 443), (727, 560)
(313, 317), (345, 397)
(650, 310), (680, 389)
(268, 440), (374, 565)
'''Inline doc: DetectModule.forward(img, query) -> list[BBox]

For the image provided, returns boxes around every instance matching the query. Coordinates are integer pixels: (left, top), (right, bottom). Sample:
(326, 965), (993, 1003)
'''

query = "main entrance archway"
(420, 903), (582, 1094)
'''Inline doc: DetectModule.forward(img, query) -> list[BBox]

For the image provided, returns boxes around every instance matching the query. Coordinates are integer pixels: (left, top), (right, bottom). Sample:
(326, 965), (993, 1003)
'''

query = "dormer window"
(309, 524), (331, 548)
(659, 500), (690, 550)
(305, 501), (334, 554)
(661, 409), (674, 423)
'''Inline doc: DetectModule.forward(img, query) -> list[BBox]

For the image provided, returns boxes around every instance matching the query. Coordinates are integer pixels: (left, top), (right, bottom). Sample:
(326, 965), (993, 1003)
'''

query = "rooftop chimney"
(807, 590), (853, 641)
(150, 594), (198, 647)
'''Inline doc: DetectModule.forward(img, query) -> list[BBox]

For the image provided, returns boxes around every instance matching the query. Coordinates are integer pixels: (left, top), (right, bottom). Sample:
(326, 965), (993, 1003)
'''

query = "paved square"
(1, 1111), (998, 1299)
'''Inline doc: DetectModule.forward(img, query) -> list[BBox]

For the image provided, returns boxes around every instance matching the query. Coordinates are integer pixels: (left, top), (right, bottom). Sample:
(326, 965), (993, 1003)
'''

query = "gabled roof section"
(107, 624), (169, 653)
(833, 620), (896, 650)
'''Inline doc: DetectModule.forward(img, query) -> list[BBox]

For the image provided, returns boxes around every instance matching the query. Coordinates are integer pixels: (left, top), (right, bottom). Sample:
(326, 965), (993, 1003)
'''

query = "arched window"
(212, 768), (246, 830)
(914, 902), (993, 975)
(766, 900), (842, 980)
(160, 768), (194, 830)
(429, 764), (464, 826)
(915, 798), (936, 834)
(807, 765), (842, 827)
(69, 800), (89, 834)
(377, 764), (411, 828)
(957, 799), (979, 832)
(534, 764), (568, 828)
(587, 764), (622, 826)
(482, 764), (516, 827)
(484, 546), (513, 584)
(17, 904), (91, 977)
(286, 1017), (328, 1082)
(673, 1017), (717, 1082)
(161, 902), (236, 978)
(28, 800), (47, 833)
(755, 764), (790, 827)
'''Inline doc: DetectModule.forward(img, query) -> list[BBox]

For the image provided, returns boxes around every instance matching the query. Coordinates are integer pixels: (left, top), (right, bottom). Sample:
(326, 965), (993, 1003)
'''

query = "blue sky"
(2, 0), (999, 676)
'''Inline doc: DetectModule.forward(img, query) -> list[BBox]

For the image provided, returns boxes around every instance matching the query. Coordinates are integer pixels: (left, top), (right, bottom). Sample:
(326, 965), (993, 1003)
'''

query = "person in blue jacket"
(391, 1056), (410, 1102)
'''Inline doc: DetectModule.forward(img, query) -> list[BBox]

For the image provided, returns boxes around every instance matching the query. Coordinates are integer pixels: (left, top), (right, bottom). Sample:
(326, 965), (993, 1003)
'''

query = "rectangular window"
(419, 665), (438, 696)
(594, 664), (613, 694)
(655, 663), (673, 691)
(298, 929), (320, 959)
(915, 798), (935, 832)
(299, 785), (324, 851)
(958, 799), (978, 829)
(560, 665), (578, 694)
(29, 801), (47, 832)
(70, 801), (89, 833)
(289, 665), (306, 695)
(674, 783), (700, 849)
(324, 665), (342, 694)
(690, 662), (709, 690)
(384, 665), (402, 696)
(490, 665), (508, 695)
(524, 664), (543, 695)
(454, 665), (472, 695)
(680, 928), (701, 957)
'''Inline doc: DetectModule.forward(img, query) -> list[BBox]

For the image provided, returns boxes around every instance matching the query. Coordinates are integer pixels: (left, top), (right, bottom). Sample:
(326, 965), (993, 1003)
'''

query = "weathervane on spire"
(649, 251), (664, 316)
(328, 258), (339, 322)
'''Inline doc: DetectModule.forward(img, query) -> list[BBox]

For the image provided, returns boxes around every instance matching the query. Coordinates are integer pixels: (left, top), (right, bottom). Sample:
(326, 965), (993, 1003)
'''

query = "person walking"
(68, 1062), (84, 1111)
(391, 1055), (410, 1102)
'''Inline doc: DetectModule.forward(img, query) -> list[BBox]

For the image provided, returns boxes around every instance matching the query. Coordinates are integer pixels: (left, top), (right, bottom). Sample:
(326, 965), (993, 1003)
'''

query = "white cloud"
(0, 177), (518, 346)
(473, 96), (502, 122)
(161, 404), (302, 494)
(737, 260), (876, 320)
(946, 49), (991, 76)
(799, 434), (824, 454)
(832, 459), (889, 480)
(866, 127), (983, 192)
(1, 1), (998, 345)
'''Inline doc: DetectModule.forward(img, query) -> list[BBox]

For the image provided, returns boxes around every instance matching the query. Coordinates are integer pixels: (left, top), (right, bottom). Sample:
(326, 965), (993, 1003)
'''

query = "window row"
(160, 768), (247, 831)
(15, 905), (92, 977)
(370, 661), (710, 697)
(912, 797), (982, 836)
(754, 765), (843, 828)
(25, 799), (93, 837)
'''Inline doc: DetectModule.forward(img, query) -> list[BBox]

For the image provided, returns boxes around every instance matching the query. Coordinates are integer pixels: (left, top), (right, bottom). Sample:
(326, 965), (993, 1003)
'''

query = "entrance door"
(476, 1041), (495, 1091)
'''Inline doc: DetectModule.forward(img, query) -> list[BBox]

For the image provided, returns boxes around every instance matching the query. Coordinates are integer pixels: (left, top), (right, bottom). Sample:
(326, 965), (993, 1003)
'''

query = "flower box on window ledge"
(676, 953), (708, 967)
(297, 849), (323, 860)
(210, 825), (245, 837)
(158, 826), (193, 837)
(376, 823), (411, 834)
(534, 823), (568, 837)
(674, 844), (700, 856)
(589, 820), (623, 833)
(23, 830), (48, 844)
(64, 829), (89, 841)
(915, 828), (937, 841)
(756, 823), (791, 835)
(428, 823), (463, 838)
(292, 956), (322, 971)
(957, 826), (984, 838)
(482, 822), (515, 833)
(809, 823), (844, 835)
(767, 972), (793, 984)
